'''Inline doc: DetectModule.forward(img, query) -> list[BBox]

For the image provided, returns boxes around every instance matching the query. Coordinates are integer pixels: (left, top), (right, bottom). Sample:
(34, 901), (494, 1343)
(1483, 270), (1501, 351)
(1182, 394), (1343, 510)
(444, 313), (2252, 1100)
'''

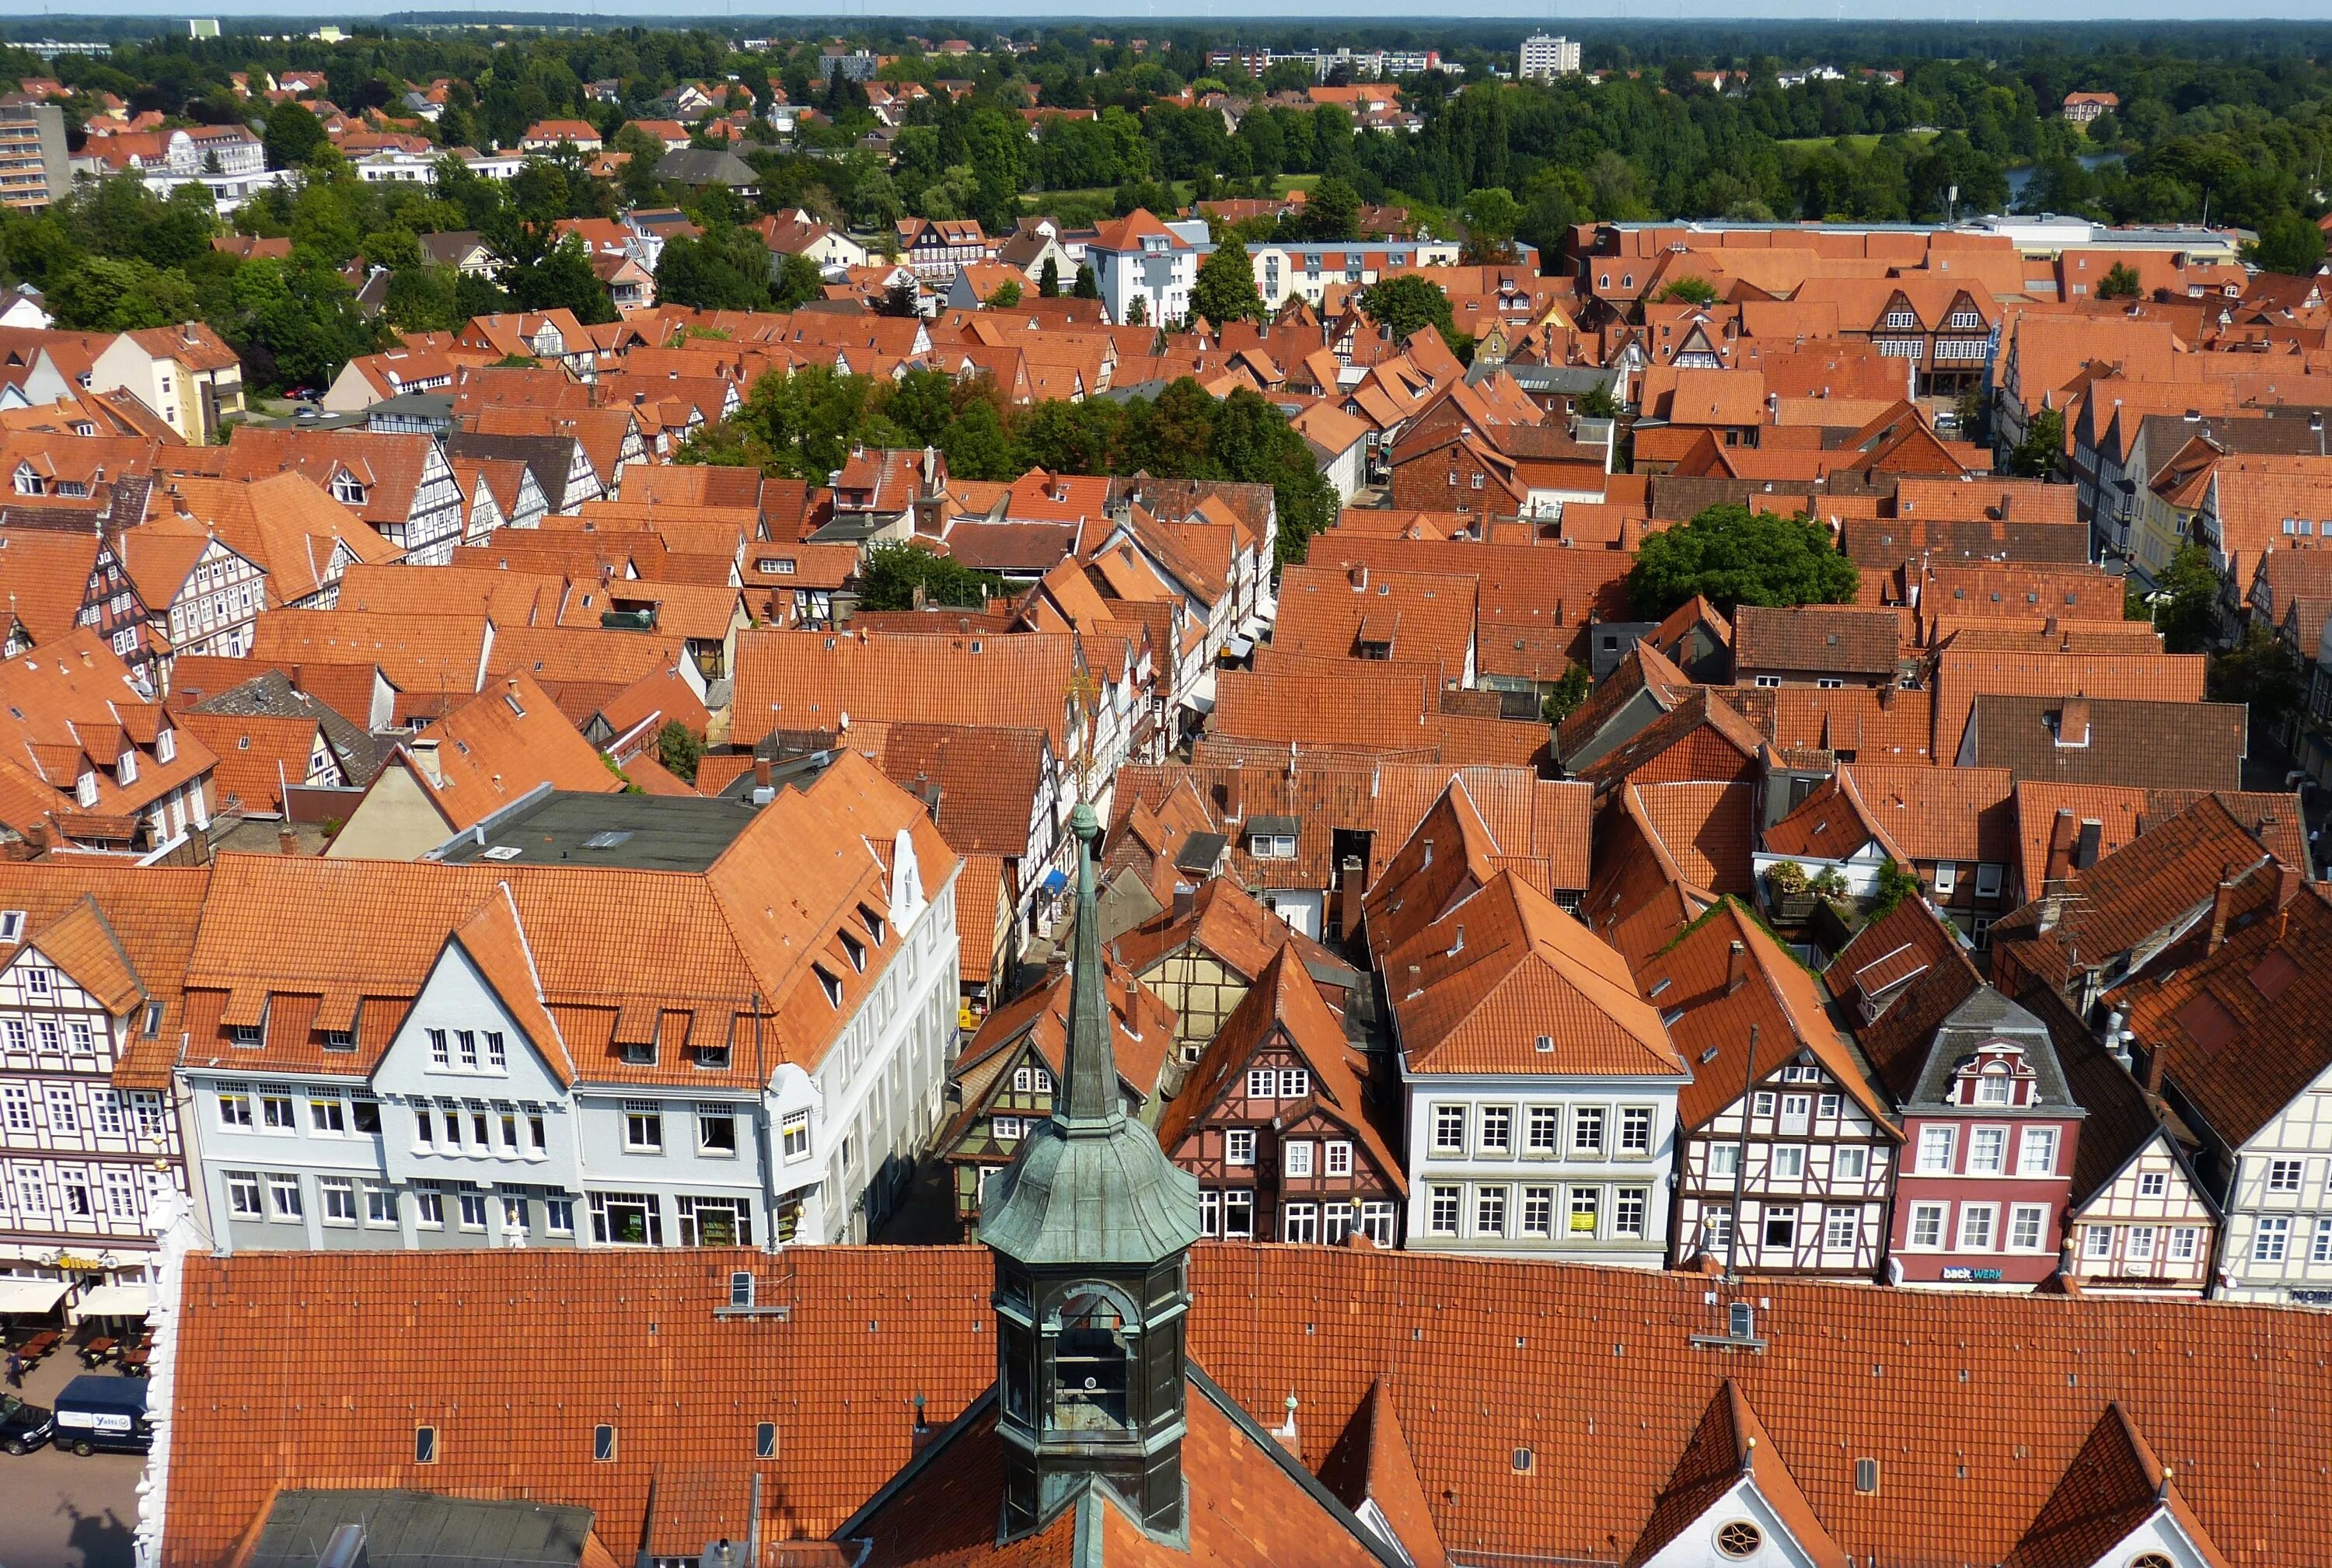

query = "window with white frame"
(1909, 1202), (1946, 1248)
(1957, 1204), (1996, 1251)
(1931, 863), (1957, 896)
(1772, 1145), (1807, 1179)
(1823, 1206), (1859, 1249)
(2083, 1224), (2114, 1259)
(1709, 1143), (1740, 1178)
(320, 1178), (357, 1225)
(1619, 1105), (1653, 1154)
(1479, 1106), (1513, 1154)
(1614, 1188), (1647, 1238)
(1916, 1126), (1955, 1173)
(1283, 1140), (1314, 1178)
(1246, 1069), (1276, 1100)
(2253, 1215), (2292, 1265)
(2018, 1128), (2058, 1176)
(1835, 1145), (1868, 1180)
(1223, 1189), (1253, 1238)
(780, 1112), (810, 1161)
(267, 1173), (302, 1220)
(365, 1185), (397, 1226)
(1475, 1186), (1507, 1237)
(2170, 1225), (2199, 1262)
(2127, 1225), (2157, 1264)
(1325, 1140), (1353, 1177)
(260, 1094), (294, 1131)
(1525, 1105), (1559, 1152)
(1567, 1186), (1601, 1236)
(2009, 1204), (2047, 1251)
(1225, 1128), (1256, 1167)
(1199, 1189), (1221, 1236)
(226, 1170), (262, 1217)
(2267, 1158), (2305, 1193)
(1278, 1068), (1310, 1098)
(1520, 1186), (1553, 1236)
(1701, 1204), (1733, 1253)
(1283, 1202), (1318, 1244)
(2138, 1171), (2168, 1198)
(991, 1115), (1022, 1142)
(624, 1107), (664, 1152)
(1427, 1184), (1460, 1235)
(1432, 1105), (1467, 1154)
(1968, 1126), (2007, 1175)
(1572, 1107), (1605, 1157)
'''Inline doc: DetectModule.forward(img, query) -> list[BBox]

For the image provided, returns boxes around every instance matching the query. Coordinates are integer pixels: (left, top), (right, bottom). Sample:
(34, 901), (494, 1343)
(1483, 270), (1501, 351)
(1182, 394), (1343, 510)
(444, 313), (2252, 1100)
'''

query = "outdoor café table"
(78, 1336), (113, 1367)
(119, 1347), (149, 1376)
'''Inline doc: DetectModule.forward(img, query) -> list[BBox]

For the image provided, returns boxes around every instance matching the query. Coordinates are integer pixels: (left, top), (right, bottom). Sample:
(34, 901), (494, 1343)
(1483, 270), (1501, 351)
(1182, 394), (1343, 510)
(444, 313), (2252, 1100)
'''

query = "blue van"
(51, 1374), (149, 1456)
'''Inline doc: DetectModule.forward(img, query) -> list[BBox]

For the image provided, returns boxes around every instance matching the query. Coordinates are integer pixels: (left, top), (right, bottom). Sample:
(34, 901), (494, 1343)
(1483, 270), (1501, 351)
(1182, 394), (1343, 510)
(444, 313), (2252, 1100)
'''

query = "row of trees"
(679, 366), (1337, 567)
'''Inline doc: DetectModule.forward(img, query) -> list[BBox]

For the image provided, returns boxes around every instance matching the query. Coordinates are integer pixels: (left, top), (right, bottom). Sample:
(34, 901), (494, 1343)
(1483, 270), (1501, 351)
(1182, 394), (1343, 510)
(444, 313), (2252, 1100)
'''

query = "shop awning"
(72, 1283), (151, 1319)
(1224, 635), (1255, 660)
(1177, 669), (1219, 715)
(1039, 867), (1069, 896)
(0, 1277), (67, 1315)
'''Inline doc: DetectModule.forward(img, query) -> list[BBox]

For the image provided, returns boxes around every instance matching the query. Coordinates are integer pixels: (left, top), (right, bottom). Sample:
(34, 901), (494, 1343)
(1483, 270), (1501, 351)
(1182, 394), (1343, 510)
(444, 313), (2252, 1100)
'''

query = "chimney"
(1223, 761), (1244, 822)
(2044, 808), (2078, 885)
(1349, 564), (1367, 592)
(408, 736), (442, 787)
(2207, 877), (2236, 952)
(1726, 939), (1747, 995)
(278, 826), (300, 857)
(2142, 1042), (2168, 1096)
(2055, 698), (2090, 749)
(2277, 863), (2304, 911)
(1171, 883), (1197, 919)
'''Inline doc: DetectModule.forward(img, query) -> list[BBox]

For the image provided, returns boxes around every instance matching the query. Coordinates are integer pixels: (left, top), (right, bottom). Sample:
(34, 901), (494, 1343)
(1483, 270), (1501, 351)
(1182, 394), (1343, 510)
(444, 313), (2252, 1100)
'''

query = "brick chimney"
(2044, 808), (2078, 886)
(278, 826), (300, 856)
(2207, 876), (2237, 952)
(1726, 939), (1747, 995)
(2142, 1042), (2168, 1096)
(1223, 761), (1243, 822)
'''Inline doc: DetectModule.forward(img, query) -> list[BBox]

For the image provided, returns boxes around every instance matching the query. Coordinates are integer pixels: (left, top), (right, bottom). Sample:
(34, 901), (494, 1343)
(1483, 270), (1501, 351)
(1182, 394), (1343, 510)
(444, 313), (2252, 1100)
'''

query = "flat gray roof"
(435, 790), (760, 872)
(249, 1490), (595, 1568)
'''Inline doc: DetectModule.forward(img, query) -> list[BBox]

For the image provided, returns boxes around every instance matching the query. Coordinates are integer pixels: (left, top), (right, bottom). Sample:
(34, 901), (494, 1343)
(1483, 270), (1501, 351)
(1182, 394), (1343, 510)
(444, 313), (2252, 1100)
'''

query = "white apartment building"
(1086, 211), (1206, 328)
(1519, 34), (1582, 82)
(0, 868), (208, 1317)
(176, 758), (962, 1256)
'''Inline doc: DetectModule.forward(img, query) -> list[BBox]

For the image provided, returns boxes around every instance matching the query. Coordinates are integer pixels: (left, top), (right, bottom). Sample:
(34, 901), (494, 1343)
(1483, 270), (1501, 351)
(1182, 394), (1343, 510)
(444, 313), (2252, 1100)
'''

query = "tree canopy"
(1626, 503), (1859, 618)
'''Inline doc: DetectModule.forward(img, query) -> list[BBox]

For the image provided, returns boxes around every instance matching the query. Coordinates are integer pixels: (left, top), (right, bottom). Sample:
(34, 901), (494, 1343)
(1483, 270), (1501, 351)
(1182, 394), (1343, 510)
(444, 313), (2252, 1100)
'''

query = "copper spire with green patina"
(978, 801), (1202, 1266)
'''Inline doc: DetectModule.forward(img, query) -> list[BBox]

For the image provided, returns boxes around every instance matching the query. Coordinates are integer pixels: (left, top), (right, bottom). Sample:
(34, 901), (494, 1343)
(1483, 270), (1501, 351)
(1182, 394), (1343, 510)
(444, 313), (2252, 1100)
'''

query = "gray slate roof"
(1902, 984), (2082, 1115)
(190, 669), (386, 787)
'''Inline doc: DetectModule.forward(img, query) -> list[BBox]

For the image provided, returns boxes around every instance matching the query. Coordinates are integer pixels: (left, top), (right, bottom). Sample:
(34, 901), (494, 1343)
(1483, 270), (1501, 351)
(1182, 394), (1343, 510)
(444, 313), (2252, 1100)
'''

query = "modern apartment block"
(1519, 34), (1583, 81)
(0, 102), (70, 211)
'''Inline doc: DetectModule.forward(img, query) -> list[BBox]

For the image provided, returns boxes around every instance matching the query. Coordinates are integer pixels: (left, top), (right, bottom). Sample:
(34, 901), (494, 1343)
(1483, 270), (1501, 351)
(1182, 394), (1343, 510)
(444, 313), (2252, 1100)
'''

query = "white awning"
(1177, 669), (1219, 715)
(0, 1277), (67, 1315)
(71, 1283), (151, 1319)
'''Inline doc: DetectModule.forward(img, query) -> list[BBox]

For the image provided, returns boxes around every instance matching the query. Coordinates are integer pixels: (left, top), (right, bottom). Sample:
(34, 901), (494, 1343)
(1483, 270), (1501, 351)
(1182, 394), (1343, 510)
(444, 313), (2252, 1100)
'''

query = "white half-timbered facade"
(0, 870), (208, 1313)
(2065, 1127), (2217, 1296)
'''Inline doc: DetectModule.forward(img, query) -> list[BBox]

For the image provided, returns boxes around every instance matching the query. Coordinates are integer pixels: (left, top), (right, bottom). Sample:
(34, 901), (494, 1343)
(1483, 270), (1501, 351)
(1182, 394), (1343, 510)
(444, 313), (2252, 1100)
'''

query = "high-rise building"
(1519, 33), (1583, 80)
(0, 102), (70, 212)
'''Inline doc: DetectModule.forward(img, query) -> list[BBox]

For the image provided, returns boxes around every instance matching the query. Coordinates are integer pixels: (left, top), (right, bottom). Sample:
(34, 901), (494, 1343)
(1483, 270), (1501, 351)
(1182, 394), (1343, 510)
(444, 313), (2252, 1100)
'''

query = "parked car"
(51, 1375), (148, 1456)
(0, 1392), (54, 1455)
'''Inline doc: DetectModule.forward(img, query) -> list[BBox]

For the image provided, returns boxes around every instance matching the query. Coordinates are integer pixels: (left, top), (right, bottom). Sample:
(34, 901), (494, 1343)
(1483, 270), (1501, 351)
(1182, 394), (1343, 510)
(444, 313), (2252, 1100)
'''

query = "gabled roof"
(1318, 1380), (1451, 1568)
(1731, 604), (1901, 676)
(1625, 1381), (1849, 1568)
(2002, 1403), (2229, 1568)
(1823, 899), (1984, 1098)
(445, 882), (575, 1087)
(1388, 871), (1686, 1080)
(389, 673), (620, 835)
(1636, 899), (1895, 1136)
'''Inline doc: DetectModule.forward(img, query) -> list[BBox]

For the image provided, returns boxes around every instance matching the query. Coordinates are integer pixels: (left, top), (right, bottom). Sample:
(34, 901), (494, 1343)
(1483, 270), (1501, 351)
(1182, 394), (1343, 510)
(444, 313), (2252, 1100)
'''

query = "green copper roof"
(979, 801), (1202, 1267)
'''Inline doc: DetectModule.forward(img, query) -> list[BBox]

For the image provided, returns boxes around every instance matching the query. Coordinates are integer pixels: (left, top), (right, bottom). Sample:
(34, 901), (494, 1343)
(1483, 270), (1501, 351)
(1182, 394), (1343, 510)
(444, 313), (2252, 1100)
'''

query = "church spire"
(1057, 801), (1121, 1128)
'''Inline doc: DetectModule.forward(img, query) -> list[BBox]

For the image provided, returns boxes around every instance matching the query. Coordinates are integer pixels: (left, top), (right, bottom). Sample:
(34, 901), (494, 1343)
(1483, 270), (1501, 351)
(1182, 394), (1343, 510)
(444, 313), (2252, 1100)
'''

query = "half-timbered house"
(1157, 947), (1401, 1246)
(1636, 899), (1901, 1278)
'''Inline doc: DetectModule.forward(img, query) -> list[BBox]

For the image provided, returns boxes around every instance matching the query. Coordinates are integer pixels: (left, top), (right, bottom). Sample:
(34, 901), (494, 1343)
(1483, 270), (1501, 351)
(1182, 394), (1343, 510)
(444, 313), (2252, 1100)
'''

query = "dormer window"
(116, 751), (138, 787)
(75, 772), (99, 808)
(1883, 308), (1918, 330)
(155, 728), (176, 764)
(1976, 1070), (2011, 1105)
(858, 904), (886, 945)
(838, 930), (866, 973)
(12, 463), (39, 495)
(815, 965), (843, 1008)
(331, 473), (368, 505)
(0, 911), (20, 944)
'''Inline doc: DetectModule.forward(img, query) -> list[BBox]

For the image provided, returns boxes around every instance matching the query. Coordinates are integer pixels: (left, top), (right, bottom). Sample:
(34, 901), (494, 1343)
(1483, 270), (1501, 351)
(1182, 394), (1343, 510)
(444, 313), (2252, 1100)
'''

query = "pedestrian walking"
(4, 1350), (21, 1388)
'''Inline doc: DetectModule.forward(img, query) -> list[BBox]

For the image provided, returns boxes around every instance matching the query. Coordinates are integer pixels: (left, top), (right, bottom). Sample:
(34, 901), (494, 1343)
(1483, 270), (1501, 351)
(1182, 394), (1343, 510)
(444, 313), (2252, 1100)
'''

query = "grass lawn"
(1777, 129), (1939, 155)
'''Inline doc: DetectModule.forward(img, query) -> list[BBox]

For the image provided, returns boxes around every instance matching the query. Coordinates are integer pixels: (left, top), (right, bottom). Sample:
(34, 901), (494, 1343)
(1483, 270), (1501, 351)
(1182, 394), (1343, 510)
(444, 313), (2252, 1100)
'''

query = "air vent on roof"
(1534, 1035), (1552, 1053)
(480, 845), (522, 861)
(583, 830), (634, 849)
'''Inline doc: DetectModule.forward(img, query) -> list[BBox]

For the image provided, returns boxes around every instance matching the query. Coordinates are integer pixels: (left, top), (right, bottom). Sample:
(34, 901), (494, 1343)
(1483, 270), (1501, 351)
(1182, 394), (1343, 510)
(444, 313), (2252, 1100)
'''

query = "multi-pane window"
(1475, 1186), (1507, 1237)
(1567, 1187), (1601, 1236)
(44, 1086), (77, 1134)
(1433, 1105), (1467, 1154)
(2084, 1225), (2114, 1260)
(1199, 1189), (1221, 1237)
(226, 1170), (262, 1217)
(1223, 1189), (1253, 1238)
(624, 1109), (664, 1153)
(310, 1097), (345, 1134)
(1835, 1145), (1868, 1180)
(1428, 1185), (1461, 1235)
(1916, 1126), (1955, 1173)
(1909, 1203), (1946, 1248)
(1520, 1186), (1553, 1237)
(2253, 1215), (2292, 1265)
(2267, 1159), (2306, 1194)
(1772, 1146), (1806, 1179)
(1325, 1141), (1353, 1177)
(1619, 1106), (1653, 1154)
(2018, 1129), (2058, 1175)
(1, 1084), (30, 1131)
(2127, 1225), (2157, 1263)
(365, 1186), (397, 1225)
(1526, 1105), (1559, 1152)
(1479, 1106), (1512, 1154)
(1245, 1069), (1275, 1100)
(1572, 1107), (1605, 1157)
(2138, 1172), (2169, 1198)
(1968, 1127), (2006, 1175)
(92, 1091), (123, 1136)
(2170, 1227), (2200, 1262)
(1761, 1205), (1796, 1250)
(2009, 1204), (2047, 1251)
(1282, 1203), (1318, 1244)
(1701, 1205), (1733, 1253)
(1958, 1205), (1996, 1251)
(992, 1116), (1022, 1142)
(458, 1193), (489, 1231)
(428, 1028), (450, 1067)
(1709, 1143), (1740, 1178)
(1225, 1129), (1256, 1167)
(780, 1112), (810, 1161)
(261, 1095), (294, 1131)
(1613, 1188), (1647, 1238)
(1278, 1069), (1310, 1098)
(267, 1173), (302, 1220)
(320, 1178), (357, 1224)
(1824, 1206), (1859, 1249)
(1283, 1141), (1314, 1179)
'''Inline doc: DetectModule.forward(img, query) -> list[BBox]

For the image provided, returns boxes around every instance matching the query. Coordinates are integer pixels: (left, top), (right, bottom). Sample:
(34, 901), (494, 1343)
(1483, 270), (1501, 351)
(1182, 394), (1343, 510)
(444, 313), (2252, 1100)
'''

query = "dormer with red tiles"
(1624, 1381), (1850, 1568)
